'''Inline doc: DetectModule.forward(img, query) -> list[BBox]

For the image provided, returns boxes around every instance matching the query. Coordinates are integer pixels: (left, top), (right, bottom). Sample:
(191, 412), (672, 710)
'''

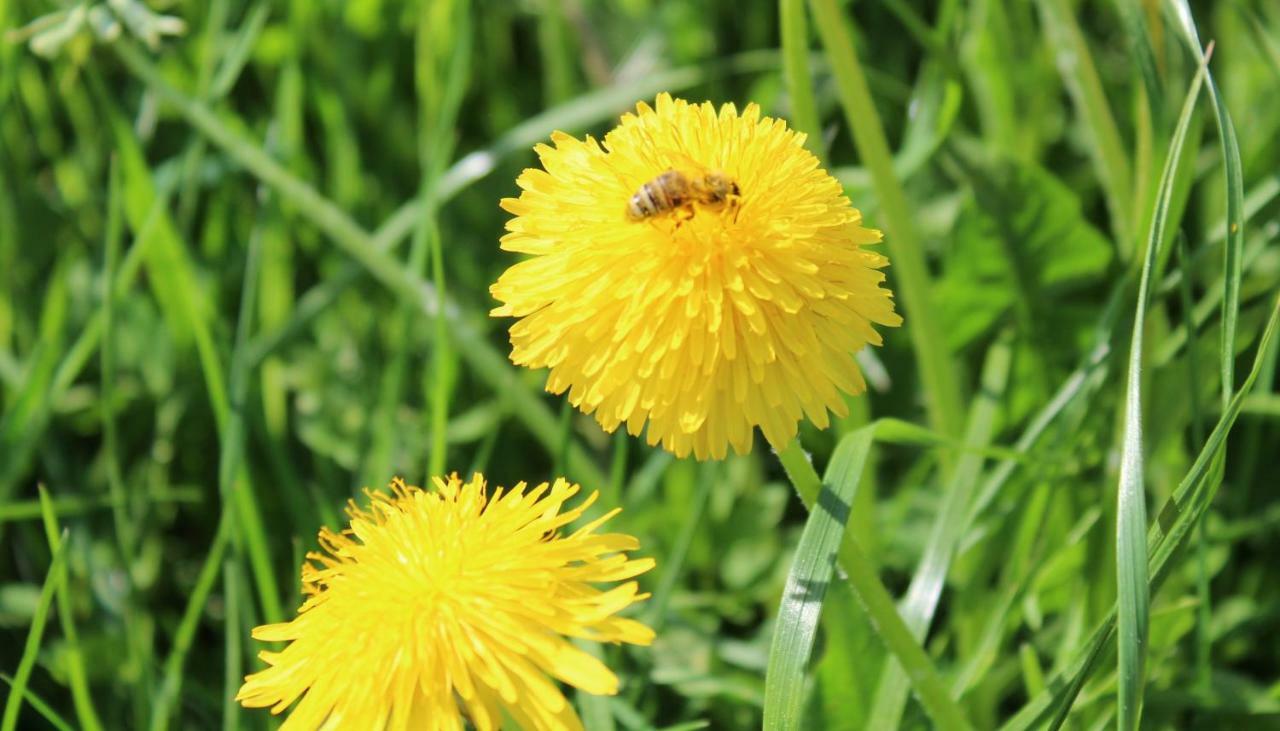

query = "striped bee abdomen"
(626, 170), (690, 221)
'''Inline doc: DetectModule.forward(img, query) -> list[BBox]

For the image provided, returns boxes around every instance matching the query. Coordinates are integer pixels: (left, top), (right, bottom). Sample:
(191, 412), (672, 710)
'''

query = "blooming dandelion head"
(491, 93), (902, 460)
(236, 475), (655, 731)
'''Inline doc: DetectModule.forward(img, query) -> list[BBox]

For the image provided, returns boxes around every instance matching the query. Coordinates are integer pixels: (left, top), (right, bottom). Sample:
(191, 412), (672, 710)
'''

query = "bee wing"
(665, 149), (711, 177)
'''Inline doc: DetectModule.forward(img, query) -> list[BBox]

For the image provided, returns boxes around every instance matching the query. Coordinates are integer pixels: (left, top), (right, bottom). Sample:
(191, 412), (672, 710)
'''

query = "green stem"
(779, 0), (823, 156)
(776, 440), (973, 731)
(808, 0), (965, 439)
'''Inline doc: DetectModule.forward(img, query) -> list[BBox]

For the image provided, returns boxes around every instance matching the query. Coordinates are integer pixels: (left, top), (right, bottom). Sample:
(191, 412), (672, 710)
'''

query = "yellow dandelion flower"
(490, 93), (902, 460)
(236, 474), (654, 731)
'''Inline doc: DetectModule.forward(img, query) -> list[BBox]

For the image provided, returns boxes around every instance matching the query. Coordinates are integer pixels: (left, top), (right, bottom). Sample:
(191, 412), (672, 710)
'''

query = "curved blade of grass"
(765, 426), (875, 731)
(997, 296), (1280, 731)
(0, 525), (69, 731)
(868, 333), (1011, 729)
(777, 436), (974, 731)
(1115, 51), (1209, 731)
(1166, 2), (1244, 405)
(808, 0), (965, 440)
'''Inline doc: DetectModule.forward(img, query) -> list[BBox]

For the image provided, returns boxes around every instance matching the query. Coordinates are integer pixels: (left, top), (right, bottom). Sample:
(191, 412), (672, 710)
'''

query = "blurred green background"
(2, 0), (1279, 729)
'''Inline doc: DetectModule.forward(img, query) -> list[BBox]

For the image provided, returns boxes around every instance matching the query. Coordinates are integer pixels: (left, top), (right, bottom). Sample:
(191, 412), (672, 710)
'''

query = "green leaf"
(939, 157), (1113, 350)
(765, 427), (875, 731)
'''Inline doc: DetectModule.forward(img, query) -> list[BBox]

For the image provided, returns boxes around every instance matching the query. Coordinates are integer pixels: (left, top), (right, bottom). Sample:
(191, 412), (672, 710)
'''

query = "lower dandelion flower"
(491, 93), (902, 460)
(236, 474), (655, 731)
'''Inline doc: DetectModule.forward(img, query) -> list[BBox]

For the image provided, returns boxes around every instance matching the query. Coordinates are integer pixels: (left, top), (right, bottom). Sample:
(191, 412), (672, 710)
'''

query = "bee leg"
(673, 204), (696, 230)
(729, 185), (743, 223)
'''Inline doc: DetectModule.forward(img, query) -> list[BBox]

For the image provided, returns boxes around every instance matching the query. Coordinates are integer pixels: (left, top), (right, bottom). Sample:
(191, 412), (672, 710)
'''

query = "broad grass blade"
(1114, 49), (1209, 731)
(765, 428), (875, 730)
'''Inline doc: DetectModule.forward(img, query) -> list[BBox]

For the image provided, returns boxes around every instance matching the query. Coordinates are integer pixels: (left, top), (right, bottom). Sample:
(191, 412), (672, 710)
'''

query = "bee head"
(699, 172), (741, 210)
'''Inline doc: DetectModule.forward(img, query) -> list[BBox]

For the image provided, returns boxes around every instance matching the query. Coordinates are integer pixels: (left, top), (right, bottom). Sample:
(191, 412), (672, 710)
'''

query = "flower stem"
(776, 439), (973, 731)
(807, 0), (965, 439)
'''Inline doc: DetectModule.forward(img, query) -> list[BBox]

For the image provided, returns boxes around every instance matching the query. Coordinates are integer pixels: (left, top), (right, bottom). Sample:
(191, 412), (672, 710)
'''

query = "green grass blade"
(1114, 0), (1164, 116)
(37, 487), (103, 731)
(765, 427), (877, 731)
(419, 2), (470, 479)
(208, 3), (270, 99)
(779, 0), (823, 157)
(1166, 2), (1245, 405)
(0, 490), (200, 523)
(222, 559), (242, 731)
(776, 438), (974, 731)
(1115, 53), (1209, 731)
(1036, 0), (1135, 252)
(807, 0), (966, 440)
(0, 675), (74, 731)
(0, 525), (69, 731)
(100, 158), (132, 560)
(868, 333), (1011, 729)
(150, 516), (234, 731)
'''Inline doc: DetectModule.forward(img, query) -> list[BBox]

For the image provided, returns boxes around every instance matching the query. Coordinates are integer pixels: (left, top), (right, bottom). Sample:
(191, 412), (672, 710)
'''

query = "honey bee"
(625, 166), (741, 222)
